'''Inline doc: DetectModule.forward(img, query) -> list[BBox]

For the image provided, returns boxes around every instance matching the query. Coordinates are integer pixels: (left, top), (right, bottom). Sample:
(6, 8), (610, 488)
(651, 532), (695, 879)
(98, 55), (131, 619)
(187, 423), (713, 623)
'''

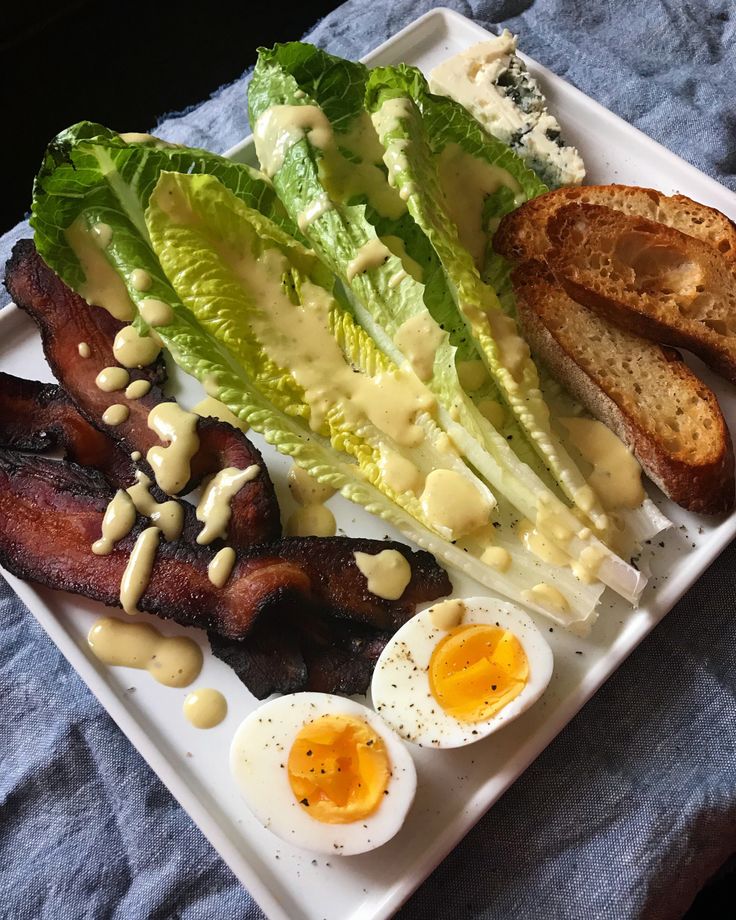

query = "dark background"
(2, 0), (343, 230)
(2, 2), (733, 916)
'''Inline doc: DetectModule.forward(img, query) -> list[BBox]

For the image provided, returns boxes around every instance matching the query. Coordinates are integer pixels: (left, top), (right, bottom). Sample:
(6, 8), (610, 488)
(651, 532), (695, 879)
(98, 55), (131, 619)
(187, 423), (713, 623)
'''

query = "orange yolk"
(429, 624), (529, 723)
(287, 715), (391, 824)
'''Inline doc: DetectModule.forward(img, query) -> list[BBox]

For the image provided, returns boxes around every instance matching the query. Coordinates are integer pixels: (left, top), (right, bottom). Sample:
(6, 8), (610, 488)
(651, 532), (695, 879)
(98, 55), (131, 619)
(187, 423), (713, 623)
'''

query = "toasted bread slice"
(494, 184), (736, 264)
(545, 203), (736, 384)
(513, 263), (734, 514)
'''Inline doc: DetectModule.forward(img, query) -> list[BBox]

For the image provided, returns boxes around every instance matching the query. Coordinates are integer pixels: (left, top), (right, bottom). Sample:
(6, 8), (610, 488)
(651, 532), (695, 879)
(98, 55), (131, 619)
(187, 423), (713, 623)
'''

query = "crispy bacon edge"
(5, 239), (281, 547)
(0, 449), (451, 694)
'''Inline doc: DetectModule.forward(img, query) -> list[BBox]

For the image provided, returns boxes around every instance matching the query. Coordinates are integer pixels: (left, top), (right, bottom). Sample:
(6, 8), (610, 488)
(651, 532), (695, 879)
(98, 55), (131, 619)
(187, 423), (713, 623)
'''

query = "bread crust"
(513, 264), (734, 514)
(494, 184), (736, 264)
(546, 203), (736, 384)
(494, 184), (736, 515)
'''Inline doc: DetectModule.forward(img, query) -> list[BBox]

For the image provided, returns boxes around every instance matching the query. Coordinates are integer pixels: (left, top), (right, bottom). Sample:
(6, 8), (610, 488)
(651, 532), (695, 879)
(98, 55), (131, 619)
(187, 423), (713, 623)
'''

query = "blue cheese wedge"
(429, 30), (585, 189)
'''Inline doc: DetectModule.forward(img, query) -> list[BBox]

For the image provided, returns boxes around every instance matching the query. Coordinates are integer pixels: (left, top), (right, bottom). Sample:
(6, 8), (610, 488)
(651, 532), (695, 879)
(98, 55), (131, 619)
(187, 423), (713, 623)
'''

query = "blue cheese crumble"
(429, 30), (585, 189)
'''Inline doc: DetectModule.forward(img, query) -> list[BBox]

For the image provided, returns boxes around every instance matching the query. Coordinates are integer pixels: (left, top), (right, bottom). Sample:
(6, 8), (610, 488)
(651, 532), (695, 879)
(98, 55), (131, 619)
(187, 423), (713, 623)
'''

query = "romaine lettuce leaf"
(248, 43), (649, 604)
(363, 66), (614, 529)
(144, 170), (603, 624)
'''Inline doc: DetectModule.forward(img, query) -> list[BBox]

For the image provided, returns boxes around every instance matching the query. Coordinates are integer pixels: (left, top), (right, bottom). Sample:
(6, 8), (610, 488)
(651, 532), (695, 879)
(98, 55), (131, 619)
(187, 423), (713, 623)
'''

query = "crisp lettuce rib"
(28, 125), (603, 624)
(144, 171), (603, 624)
(363, 67), (613, 528)
(247, 44), (650, 603)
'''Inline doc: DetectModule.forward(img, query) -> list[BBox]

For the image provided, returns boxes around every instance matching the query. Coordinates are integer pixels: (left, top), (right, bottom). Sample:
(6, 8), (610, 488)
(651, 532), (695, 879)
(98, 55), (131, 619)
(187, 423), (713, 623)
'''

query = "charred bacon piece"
(5, 239), (280, 547)
(0, 371), (223, 547)
(209, 615), (308, 699)
(0, 371), (135, 485)
(209, 612), (391, 700)
(0, 450), (450, 641)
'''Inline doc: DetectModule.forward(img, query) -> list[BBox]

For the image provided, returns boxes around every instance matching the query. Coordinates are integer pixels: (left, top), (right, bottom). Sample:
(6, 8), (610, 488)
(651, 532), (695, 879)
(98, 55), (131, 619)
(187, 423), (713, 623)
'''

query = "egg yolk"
(429, 624), (529, 723)
(287, 715), (391, 824)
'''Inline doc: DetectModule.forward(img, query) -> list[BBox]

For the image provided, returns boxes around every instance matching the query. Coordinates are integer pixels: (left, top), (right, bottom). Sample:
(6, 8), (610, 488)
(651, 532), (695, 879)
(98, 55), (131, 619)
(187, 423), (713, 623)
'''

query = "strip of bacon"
(209, 613), (390, 700)
(0, 371), (134, 484)
(0, 450), (450, 641)
(0, 371), (206, 545)
(5, 240), (281, 547)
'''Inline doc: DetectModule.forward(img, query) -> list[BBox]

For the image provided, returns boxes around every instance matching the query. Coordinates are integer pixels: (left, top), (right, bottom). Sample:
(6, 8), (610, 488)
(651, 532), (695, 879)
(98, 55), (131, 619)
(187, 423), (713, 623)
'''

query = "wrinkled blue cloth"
(1, 2), (735, 918)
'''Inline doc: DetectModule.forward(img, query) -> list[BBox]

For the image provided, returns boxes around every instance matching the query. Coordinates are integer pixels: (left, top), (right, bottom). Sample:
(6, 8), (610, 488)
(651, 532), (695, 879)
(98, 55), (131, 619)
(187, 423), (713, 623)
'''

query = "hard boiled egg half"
(371, 596), (554, 748)
(230, 693), (416, 855)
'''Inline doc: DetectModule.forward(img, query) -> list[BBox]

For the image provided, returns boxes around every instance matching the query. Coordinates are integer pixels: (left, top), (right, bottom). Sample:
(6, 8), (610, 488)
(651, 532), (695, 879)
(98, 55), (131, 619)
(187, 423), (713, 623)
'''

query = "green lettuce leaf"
(248, 43), (648, 605)
(143, 170), (605, 625)
(363, 66), (616, 529)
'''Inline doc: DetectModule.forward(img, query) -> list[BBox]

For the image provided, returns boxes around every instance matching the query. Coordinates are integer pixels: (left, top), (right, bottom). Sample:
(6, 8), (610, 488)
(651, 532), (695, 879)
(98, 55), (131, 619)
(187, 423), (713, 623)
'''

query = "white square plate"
(2, 8), (736, 920)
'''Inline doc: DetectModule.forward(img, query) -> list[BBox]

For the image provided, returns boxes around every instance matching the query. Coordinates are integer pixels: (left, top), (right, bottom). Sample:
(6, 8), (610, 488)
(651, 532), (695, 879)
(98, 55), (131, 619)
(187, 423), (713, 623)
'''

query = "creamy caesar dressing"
(255, 105), (405, 218)
(130, 268), (153, 292)
(78, 342), (91, 358)
(140, 298), (174, 327)
(354, 549), (412, 600)
(381, 236), (424, 283)
(420, 468), (492, 538)
(560, 417), (645, 510)
(297, 195), (333, 232)
(232, 246), (434, 447)
(126, 471), (184, 542)
(119, 132), (160, 144)
(286, 504), (337, 537)
(287, 464), (336, 506)
(102, 404), (129, 426)
(319, 111), (406, 219)
(379, 450), (424, 495)
(535, 497), (574, 544)
(476, 398), (505, 428)
(183, 688), (228, 728)
(516, 518), (571, 567)
(437, 143), (521, 268)
(95, 366), (130, 392)
(486, 311), (530, 382)
(65, 216), (135, 321)
(286, 464), (336, 536)
(193, 397), (249, 432)
(457, 360), (488, 392)
(481, 545), (512, 572)
(125, 379), (152, 400)
(372, 97), (415, 178)
(91, 222), (113, 248)
(429, 598), (466, 630)
(113, 325), (162, 367)
(393, 313), (445, 382)
(88, 617), (203, 687)
(196, 465), (260, 545)
(92, 490), (137, 556)
(146, 403), (200, 494)
(572, 545), (606, 584)
(120, 526), (161, 614)
(208, 546), (237, 588)
(254, 104), (333, 177)
(522, 583), (569, 614)
(346, 238), (392, 282)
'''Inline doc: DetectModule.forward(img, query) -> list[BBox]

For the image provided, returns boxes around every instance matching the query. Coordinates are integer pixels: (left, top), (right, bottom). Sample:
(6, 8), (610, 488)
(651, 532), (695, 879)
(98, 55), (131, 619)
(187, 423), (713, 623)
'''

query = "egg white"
(230, 692), (417, 855)
(371, 596), (554, 748)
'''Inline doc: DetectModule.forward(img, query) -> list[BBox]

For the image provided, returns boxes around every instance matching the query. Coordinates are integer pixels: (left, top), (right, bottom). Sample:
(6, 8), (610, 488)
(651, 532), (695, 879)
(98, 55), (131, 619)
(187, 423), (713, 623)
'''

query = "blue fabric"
(1, 1), (735, 917)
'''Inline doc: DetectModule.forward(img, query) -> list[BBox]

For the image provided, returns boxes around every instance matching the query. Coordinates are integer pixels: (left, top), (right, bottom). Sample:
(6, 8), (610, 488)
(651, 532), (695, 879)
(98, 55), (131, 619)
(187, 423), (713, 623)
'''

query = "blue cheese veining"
(429, 31), (585, 189)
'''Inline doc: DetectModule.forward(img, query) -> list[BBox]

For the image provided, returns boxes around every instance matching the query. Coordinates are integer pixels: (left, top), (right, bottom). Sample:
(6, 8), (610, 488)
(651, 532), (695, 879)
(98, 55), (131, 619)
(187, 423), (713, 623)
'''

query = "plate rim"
(2, 7), (736, 920)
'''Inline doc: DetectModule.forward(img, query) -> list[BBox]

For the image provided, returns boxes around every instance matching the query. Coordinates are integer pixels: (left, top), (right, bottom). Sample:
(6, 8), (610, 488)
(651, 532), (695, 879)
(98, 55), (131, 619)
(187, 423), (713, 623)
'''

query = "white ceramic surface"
(2, 8), (735, 920)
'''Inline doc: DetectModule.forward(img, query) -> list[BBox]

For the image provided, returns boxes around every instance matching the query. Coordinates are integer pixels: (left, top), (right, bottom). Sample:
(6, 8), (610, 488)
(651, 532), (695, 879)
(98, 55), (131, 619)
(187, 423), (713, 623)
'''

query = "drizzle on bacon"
(0, 450), (450, 646)
(6, 239), (281, 547)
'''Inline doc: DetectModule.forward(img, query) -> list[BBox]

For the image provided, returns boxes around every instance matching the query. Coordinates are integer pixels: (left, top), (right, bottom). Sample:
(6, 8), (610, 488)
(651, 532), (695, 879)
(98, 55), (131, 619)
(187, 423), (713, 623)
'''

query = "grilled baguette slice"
(494, 184), (736, 264)
(513, 264), (734, 514)
(545, 203), (736, 383)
